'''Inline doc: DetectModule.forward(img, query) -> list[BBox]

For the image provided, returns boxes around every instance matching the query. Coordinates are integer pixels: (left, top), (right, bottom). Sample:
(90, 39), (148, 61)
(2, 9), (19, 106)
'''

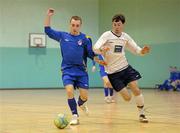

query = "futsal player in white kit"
(93, 14), (150, 123)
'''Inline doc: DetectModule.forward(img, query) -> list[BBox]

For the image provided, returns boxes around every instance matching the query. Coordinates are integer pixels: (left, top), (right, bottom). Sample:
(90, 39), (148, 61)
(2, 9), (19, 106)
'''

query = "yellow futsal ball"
(54, 114), (69, 129)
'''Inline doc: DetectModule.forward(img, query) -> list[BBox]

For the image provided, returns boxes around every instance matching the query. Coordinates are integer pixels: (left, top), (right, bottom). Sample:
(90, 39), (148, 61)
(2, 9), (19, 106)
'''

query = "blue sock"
(78, 96), (87, 106)
(68, 98), (78, 115)
(104, 88), (109, 97)
(109, 88), (114, 96)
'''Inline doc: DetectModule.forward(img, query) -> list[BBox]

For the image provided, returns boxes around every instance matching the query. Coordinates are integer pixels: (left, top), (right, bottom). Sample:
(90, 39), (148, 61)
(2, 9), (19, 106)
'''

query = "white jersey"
(93, 31), (142, 74)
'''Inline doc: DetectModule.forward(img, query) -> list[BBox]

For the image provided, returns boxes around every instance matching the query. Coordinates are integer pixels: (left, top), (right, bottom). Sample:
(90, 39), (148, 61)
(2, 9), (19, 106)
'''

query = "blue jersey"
(170, 71), (179, 81)
(98, 55), (107, 77)
(45, 27), (95, 76)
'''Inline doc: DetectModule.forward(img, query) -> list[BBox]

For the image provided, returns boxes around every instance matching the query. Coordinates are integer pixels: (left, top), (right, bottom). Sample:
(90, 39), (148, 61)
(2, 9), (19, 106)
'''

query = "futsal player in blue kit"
(44, 8), (105, 125)
(88, 37), (115, 102)
(157, 66), (180, 91)
(177, 70), (180, 90)
(99, 55), (115, 103)
(170, 67), (180, 91)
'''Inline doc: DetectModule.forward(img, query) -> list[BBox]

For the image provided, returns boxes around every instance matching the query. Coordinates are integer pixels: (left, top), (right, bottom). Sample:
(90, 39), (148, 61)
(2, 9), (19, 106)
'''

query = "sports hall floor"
(0, 89), (180, 133)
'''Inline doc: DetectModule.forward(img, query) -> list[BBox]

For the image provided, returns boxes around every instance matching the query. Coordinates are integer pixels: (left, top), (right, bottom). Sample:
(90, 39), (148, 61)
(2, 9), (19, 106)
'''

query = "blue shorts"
(107, 65), (141, 92)
(62, 74), (89, 89)
(100, 69), (107, 78)
(99, 63), (107, 77)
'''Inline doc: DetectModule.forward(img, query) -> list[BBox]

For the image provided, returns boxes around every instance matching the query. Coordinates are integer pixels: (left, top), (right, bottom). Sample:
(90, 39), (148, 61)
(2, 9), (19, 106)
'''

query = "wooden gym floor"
(0, 89), (180, 133)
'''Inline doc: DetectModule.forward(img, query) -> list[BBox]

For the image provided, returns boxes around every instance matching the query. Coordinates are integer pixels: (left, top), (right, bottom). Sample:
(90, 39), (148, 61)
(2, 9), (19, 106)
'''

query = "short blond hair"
(70, 16), (82, 24)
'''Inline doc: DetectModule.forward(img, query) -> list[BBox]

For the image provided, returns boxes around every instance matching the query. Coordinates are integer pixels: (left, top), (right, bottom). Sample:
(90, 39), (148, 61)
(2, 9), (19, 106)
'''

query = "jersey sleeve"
(125, 34), (142, 55)
(85, 36), (96, 60)
(44, 26), (62, 42)
(93, 32), (108, 54)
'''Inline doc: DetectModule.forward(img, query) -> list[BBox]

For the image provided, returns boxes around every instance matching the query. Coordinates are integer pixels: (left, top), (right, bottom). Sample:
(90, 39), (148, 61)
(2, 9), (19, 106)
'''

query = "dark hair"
(70, 16), (82, 24)
(112, 14), (125, 24)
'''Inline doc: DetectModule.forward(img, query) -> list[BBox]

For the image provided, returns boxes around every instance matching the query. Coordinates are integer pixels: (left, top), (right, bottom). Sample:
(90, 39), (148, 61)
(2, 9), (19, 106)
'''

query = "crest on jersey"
(78, 40), (83, 45)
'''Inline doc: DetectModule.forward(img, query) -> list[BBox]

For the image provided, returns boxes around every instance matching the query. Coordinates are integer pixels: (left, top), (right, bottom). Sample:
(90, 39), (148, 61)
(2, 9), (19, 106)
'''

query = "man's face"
(112, 21), (124, 34)
(70, 19), (81, 35)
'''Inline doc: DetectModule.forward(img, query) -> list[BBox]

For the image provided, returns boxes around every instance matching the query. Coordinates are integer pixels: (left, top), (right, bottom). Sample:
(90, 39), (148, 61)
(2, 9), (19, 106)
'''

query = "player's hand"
(91, 66), (96, 72)
(101, 46), (110, 51)
(47, 8), (54, 16)
(141, 45), (150, 55)
(97, 60), (107, 66)
(100, 46), (110, 55)
(94, 57), (107, 66)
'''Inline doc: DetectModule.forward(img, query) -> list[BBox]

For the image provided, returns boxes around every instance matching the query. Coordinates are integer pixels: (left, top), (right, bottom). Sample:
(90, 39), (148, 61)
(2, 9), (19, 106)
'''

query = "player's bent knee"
(80, 95), (88, 101)
(66, 91), (74, 98)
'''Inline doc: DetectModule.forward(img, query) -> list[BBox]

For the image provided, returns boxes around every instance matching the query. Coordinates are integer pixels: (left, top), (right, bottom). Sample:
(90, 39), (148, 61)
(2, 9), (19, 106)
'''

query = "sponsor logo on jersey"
(114, 45), (123, 53)
(64, 39), (69, 42)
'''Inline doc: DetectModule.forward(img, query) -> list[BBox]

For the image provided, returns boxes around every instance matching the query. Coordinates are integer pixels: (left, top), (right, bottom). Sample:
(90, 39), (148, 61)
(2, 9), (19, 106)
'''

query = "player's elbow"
(44, 27), (54, 39)
(44, 27), (50, 35)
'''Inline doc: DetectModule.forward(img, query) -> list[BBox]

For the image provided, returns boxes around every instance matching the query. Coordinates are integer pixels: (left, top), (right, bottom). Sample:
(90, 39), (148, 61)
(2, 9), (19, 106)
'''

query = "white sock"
(135, 94), (144, 115)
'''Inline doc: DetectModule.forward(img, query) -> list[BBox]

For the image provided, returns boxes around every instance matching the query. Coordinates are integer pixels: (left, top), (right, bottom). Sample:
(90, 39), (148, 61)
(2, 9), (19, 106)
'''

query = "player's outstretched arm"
(44, 8), (54, 27)
(44, 8), (62, 42)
